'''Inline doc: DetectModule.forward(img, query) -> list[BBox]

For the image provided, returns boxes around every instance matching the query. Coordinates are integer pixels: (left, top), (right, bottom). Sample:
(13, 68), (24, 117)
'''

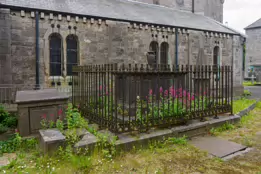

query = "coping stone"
(171, 121), (209, 137)
(39, 129), (66, 154)
(208, 115), (240, 128)
(15, 89), (68, 104)
(115, 129), (172, 151)
(237, 101), (258, 117)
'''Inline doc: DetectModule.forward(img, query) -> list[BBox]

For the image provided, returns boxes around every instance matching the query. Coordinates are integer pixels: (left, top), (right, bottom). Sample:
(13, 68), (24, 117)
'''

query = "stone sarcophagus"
(15, 89), (69, 137)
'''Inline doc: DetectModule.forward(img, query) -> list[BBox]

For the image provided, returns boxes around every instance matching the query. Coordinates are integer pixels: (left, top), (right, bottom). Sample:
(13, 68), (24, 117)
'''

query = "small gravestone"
(256, 72), (261, 83)
(16, 89), (69, 137)
(39, 129), (66, 154)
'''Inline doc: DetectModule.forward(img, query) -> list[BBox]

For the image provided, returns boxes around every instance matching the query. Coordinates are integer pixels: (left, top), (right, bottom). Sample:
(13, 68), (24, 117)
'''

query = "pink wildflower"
(42, 114), (47, 119)
(99, 85), (103, 91)
(15, 129), (19, 133)
(58, 109), (63, 116)
(50, 113), (54, 117)
(159, 87), (163, 93)
(183, 90), (187, 97)
(191, 95), (195, 101)
(149, 89), (153, 95)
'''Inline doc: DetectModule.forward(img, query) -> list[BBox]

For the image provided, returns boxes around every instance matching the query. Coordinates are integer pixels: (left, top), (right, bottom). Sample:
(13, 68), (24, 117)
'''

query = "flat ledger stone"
(190, 136), (247, 158)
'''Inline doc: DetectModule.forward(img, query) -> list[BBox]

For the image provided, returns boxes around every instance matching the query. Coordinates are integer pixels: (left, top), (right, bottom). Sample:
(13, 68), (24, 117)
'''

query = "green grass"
(1, 101), (261, 174)
(233, 98), (256, 114)
(243, 81), (257, 86)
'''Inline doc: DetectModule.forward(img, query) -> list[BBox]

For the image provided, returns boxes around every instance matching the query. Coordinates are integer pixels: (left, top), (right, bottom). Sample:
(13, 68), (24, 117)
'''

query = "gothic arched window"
(149, 41), (159, 64)
(66, 35), (78, 76)
(213, 46), (220, 65)
(49, 33), (62, 76)
(160, 42), (169, 65)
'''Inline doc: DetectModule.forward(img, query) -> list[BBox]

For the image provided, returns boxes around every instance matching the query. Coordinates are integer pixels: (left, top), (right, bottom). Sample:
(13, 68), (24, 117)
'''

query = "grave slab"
(190, 136), (247, 158)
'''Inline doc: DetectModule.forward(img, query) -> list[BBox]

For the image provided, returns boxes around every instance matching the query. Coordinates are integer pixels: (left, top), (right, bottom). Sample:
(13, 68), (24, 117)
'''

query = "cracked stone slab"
(74, 131), (98, 150)
(190, 136), (247, 158)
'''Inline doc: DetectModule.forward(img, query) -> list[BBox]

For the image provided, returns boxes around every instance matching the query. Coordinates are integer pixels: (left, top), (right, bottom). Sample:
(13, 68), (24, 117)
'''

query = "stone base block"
(39, 129), (66, 154)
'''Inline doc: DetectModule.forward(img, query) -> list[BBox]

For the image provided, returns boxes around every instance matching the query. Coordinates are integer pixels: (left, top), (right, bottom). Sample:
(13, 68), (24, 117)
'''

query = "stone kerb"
(15, 89), (69, 137)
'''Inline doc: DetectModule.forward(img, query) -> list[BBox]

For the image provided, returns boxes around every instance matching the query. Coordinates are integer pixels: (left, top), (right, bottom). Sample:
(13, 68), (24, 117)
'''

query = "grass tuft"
(233, 98), (256, 114)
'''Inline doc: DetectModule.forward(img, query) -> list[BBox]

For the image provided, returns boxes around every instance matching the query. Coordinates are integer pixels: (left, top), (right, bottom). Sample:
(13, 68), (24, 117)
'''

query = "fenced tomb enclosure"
(72, 64), (233, 133)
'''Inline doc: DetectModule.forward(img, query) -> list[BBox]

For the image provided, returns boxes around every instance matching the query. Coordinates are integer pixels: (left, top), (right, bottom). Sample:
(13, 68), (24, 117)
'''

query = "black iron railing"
(72, 64), (233, 133)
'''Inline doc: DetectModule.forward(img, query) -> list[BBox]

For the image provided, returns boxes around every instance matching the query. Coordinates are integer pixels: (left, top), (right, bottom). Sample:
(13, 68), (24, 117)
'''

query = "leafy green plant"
(3, 115), (17, 128)
(40, 115), (48, 129)
(66, 104), (88, 129)
(0, 105), (9, 123)
(210, 122), (235, 135)
(167, 136), (188, 145)
(56, 118), (64, 131)
(242, 90), (252, 97)
(0, 123), (8, 134)
(136, 87), (209, 124)
(0, 132), (37, 156)
(49, 120), (55, 128)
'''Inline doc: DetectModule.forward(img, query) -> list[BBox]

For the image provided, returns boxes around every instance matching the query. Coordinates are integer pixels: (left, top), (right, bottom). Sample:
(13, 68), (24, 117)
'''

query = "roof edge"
(0, 2), (237, 35)
(203, 16), (244, 37)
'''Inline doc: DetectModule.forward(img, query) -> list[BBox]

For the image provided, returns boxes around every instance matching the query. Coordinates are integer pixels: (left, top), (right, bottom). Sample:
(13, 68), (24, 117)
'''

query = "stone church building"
(0, 0), (244, 95)
(245, 18), (261, 77)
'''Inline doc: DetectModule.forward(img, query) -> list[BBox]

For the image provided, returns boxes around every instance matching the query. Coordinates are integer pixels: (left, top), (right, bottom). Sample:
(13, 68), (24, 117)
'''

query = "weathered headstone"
(256, 71), (261, 83)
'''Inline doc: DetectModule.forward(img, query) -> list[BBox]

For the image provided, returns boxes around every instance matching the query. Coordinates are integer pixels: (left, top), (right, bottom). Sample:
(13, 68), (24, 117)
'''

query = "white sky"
(224, 0), (261, 33)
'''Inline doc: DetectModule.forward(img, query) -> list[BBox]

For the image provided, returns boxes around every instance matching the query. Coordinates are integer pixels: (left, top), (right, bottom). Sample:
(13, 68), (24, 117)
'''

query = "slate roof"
(245, 18), (261, 30)
(0, 0), (238, 35)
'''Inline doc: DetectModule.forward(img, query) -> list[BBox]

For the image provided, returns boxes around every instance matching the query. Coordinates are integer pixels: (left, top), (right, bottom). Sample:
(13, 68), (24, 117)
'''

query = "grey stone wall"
(0, 9), (243, 95)
(245, 28), (261, 76)
(10, 11), (36, 86)
(233, 36), (244, 95)
(0, 9), (12, 84)
(203, 0), (224, 23)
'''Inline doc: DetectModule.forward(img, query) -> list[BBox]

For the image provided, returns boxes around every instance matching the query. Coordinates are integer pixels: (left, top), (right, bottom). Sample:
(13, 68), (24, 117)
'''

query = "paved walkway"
(245, 86), (261, 99)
